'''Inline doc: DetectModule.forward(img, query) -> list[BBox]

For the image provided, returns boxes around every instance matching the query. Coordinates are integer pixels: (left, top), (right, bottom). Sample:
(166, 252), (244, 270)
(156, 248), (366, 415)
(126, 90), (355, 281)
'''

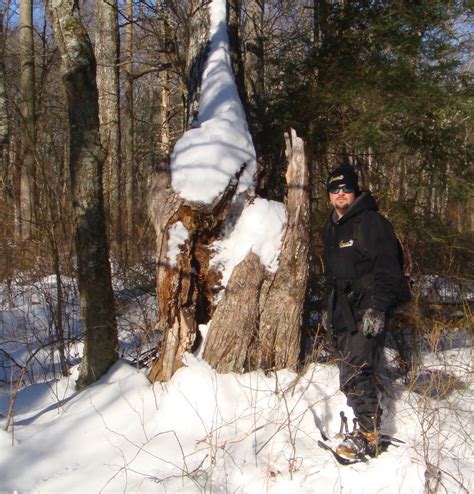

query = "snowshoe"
(317, 439), (367, 465)
(336, 430), (382, 460)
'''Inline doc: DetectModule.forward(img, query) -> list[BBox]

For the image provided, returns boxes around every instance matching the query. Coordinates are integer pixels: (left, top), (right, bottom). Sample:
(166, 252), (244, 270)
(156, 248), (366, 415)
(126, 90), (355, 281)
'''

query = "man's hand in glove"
(361, 308), (385, 337)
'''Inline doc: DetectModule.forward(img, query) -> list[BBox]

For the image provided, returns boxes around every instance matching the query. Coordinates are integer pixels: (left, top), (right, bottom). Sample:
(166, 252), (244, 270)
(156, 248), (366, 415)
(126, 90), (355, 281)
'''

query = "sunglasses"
(329, 185), (355, 194)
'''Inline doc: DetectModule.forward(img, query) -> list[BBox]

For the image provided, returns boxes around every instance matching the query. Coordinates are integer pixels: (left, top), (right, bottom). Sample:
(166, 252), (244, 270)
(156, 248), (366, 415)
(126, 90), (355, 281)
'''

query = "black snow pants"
(334, 326), (386, 432)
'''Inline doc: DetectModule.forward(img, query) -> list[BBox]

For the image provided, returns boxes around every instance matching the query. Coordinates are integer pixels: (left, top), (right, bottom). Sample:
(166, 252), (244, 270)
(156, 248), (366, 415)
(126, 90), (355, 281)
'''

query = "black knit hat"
(326, 163), (359, 194)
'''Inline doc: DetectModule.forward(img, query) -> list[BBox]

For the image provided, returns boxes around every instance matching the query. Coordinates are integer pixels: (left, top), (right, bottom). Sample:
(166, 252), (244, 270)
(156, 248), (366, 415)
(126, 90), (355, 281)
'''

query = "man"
(322, 163), (403, 460)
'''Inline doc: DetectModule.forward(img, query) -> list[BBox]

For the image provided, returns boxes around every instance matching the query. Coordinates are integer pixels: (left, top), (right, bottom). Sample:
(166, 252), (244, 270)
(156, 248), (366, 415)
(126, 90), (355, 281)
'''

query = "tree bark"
(202, 129), (309, 374)
(94, 0), (121, 246)
(160, 66), (171, 156)
(185, 0), (210, 125)
(257, 129), (310, 370)
(202, 252), (265, 372)
(0, 6), (7, 148)
(243, 0), (264, 148)
(18, 0), (36, 240)
(0, 5), (9, 227)
(124, 0), (135, 249)
(148, 159), (245, 382)
(48, 0), (118, 388)
(227, 0), (249, 124)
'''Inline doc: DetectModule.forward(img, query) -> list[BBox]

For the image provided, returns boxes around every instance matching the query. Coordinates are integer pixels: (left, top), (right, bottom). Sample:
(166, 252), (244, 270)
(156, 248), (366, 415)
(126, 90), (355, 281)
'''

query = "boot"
(335, 430), (382, 460)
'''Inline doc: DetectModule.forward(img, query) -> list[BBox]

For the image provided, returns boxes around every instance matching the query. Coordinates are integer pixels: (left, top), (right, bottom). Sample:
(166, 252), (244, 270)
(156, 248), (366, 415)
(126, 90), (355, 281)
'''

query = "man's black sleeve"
(363, 211), (403, 312)
(321, 221), (334, 309)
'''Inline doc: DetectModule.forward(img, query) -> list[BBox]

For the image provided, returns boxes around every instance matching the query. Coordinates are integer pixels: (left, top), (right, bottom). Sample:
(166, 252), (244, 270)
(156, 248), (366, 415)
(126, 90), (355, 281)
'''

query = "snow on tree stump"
(148, 129), (309, 381)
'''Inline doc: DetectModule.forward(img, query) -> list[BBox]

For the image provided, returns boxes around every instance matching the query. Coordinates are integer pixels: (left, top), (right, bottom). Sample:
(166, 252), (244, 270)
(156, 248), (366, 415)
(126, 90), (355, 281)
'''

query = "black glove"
(361, 308), (385, 337)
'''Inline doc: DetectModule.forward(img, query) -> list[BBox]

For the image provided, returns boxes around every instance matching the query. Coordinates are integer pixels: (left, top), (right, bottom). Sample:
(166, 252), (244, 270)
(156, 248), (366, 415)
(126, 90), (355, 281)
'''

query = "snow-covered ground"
(0, 274), (472, 493)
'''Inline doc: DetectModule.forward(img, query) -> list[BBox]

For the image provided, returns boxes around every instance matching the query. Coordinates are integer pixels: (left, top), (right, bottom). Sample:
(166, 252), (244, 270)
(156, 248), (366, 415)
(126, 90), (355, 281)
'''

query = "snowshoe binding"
(335, 429), (382, 461)
(317, 411), (401, 465)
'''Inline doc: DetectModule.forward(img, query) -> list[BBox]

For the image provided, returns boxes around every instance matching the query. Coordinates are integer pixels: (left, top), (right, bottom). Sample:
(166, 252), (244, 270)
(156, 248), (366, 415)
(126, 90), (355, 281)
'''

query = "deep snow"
(1, 331), (472, 493)
(0, 276), (472, 493)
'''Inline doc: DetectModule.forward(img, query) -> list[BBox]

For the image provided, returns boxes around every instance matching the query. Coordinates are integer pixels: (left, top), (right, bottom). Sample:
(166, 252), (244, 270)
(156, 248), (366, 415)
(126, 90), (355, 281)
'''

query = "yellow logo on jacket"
(339, 239), (354, 248)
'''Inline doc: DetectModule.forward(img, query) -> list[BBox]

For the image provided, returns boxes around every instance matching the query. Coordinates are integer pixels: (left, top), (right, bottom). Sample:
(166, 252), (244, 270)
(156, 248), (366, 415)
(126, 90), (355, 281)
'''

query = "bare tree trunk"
(0, 5), (10, 229)
(202, 252), (265, 372)
(243, 0), (264, 145)
(95, 0), (122, 247)
(185, 0), (210, 125)
(257, 130), (310, 370)
(227, 0), (249, 119)
(148, 159), (244, 382)
(0, 5), (6, 146)
(48, 0), (118, 388)
(160, 66), (170, 156)
(124, 0), (135, 251)
(18, 0), (36, 240)
(202, 129), (309, 373)
(158, 17), (171, 157)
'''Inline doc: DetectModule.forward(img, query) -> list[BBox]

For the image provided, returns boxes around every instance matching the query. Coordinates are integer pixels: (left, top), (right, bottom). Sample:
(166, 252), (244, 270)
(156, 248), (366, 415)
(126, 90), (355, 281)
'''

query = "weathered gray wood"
(257, 129), (310, 370)
(202, 252), (265, 373)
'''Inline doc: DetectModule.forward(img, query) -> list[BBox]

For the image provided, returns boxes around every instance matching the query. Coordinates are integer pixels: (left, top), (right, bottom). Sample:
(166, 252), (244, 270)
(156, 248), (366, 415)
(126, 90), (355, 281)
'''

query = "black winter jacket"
(323, 191), (403, 330)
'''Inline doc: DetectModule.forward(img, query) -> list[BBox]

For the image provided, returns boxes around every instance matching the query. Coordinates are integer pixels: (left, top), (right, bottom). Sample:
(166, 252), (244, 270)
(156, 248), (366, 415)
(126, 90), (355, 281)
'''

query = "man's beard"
(335, 203), (350, 216)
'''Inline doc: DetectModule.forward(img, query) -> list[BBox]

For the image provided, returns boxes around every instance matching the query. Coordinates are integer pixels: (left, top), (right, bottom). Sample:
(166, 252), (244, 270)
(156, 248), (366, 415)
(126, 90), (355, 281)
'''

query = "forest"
(0, 1), (473, 491)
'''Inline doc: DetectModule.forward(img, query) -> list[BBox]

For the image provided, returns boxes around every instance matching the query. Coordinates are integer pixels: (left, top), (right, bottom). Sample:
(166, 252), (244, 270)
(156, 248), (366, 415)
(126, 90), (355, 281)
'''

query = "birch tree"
(94, 0), (121, 244)
(18, 0), (36, 239)
(48, 0), (118, 388)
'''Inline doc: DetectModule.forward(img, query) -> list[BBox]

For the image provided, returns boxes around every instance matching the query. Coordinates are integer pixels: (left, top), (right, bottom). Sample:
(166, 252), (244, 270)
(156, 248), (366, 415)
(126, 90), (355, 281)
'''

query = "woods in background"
(0, 1), (472, 382)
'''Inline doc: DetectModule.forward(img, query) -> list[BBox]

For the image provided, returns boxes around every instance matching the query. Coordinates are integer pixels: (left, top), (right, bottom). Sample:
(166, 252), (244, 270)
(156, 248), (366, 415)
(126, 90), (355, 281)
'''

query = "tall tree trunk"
(124, 0), (135, 252)
(243, 0), (264, 148)
(18, 0), (36, 240)
(185, 0), (210, 125)
(160, 68), (170, 156)
(0, 5), (9, 231)
(256, 130), (309, 370)
(227, 0), (249, 123)
(0, 5), (6, 147)
(48, 0), (118, 388)
(95, 0), (122, 249)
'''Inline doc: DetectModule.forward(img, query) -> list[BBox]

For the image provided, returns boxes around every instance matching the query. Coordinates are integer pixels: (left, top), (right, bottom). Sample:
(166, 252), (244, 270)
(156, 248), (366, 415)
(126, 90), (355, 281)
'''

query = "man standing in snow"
(322, 163), (403, 460)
